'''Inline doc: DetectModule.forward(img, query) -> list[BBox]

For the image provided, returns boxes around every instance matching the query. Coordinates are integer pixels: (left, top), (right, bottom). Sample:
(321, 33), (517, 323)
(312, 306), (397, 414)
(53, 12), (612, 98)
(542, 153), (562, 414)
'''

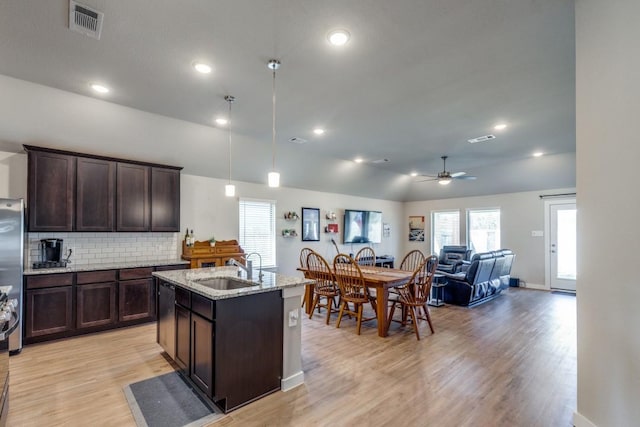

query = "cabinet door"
(25, 287), (73, 338)
(151, 167), (180, 232)
(76, 157), (115, 231)
(175, 304), (191, 371)
(191, 313), (214, 398)
(77, 282), (117, 328)
(27, 150), (75, 231)
(118, 278), (155, 322)
(116, 163), (150, 231)
(157, 282), (176, 359)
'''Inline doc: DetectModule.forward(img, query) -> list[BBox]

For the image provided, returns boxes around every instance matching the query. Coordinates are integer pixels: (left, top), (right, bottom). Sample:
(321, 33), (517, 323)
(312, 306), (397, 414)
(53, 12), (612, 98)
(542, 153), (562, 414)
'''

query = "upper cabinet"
(27, 150), (76, 232)
(116, 163), (150, 232)
(76, 157), (116, 232)
(151, 167), (180, 232)
(25, 146), (181, 232)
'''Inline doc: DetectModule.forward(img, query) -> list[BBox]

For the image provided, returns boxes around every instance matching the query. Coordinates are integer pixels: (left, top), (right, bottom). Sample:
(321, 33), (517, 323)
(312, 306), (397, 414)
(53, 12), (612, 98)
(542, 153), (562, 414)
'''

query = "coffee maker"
(34, 238), (66, 268)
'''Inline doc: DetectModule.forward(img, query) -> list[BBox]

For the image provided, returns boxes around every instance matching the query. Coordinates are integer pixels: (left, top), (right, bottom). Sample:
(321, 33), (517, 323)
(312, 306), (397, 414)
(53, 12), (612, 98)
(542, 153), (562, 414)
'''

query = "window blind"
(239, 198), (276, 268)
(431, 210), (460, 254)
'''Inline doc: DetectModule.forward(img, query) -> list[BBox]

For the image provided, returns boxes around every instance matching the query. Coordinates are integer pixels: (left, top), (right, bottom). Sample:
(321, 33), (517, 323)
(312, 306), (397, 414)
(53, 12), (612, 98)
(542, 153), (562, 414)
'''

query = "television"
(343, 209), (382, 244)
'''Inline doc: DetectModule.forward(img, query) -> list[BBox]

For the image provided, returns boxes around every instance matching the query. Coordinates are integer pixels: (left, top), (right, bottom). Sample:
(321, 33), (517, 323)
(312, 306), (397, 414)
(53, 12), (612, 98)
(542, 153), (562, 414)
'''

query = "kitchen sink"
(193, 277), (255, 290)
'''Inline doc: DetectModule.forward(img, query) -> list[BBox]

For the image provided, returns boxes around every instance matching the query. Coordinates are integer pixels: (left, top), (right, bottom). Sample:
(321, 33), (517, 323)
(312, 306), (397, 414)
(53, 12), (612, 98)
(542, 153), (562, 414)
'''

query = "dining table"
(298, 265), (414, 337)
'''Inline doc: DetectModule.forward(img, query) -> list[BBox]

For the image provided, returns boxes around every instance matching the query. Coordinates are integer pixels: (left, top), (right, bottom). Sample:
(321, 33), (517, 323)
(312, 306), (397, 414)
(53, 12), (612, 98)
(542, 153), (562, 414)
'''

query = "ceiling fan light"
(268, 171), (280, 187)
(225, 184), (236, 197)
(439, 178), (452, 185)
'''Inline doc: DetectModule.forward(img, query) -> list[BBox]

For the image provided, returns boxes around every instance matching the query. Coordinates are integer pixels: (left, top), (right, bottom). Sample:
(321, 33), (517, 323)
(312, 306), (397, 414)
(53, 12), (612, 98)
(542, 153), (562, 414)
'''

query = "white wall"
(181, 174), (405, 277)
(0, 150), (27, 199)
(405, 188), (575, 287)
(575, 1), (640, 426)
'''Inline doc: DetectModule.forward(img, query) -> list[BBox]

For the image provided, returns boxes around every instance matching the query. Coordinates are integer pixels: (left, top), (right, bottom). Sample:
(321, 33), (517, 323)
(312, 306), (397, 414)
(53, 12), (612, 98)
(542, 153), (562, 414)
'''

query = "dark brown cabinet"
(76, 270), (117, 329)
(27, 150), (75, 231)
(24, 271), (74, 339)
(151, 167), (180, 231)
(76, 157), (115, 231)
(25, 145), (181, 233)
(191, 313), (214, 397)
(116, 163), (150, 232)
(118, 267), (156, 322)
(175, 304), (191, 371)
(165, 283), (283, 413)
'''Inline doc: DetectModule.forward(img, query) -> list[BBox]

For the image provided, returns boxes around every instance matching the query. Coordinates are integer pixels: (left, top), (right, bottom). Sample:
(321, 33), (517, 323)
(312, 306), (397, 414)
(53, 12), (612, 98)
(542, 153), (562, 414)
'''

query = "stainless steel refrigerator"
(0, 199), (24, 353)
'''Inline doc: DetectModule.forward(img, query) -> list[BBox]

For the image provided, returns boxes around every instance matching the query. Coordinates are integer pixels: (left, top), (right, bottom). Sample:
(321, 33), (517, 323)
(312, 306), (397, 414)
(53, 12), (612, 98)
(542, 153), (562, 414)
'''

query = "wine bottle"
(189, 229), (195, 247)
(184, 228), (189, 246)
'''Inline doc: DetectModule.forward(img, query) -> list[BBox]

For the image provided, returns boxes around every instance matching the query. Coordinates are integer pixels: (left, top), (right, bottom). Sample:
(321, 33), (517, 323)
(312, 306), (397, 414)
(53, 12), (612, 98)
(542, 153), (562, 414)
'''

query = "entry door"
(549, 203), (577, 291)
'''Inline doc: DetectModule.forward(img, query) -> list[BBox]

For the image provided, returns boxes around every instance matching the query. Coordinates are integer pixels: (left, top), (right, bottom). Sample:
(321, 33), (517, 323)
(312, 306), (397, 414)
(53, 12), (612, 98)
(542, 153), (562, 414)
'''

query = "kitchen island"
(153, 266), (310, 413)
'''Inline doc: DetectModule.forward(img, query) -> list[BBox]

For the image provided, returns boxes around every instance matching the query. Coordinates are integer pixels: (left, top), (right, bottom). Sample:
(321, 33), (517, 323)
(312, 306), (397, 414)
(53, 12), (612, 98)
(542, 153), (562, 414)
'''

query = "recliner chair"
(437, 245), (474, 273)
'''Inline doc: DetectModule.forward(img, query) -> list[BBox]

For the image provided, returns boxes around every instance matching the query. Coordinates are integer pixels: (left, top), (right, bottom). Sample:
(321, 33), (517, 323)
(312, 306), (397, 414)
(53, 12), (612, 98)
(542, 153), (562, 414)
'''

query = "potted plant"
(209, 237), (216, 247)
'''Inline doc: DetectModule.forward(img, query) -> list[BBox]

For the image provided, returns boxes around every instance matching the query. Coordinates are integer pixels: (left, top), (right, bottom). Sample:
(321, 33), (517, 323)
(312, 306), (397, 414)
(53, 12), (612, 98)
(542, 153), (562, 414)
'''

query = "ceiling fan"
(418, 156), (476, 185)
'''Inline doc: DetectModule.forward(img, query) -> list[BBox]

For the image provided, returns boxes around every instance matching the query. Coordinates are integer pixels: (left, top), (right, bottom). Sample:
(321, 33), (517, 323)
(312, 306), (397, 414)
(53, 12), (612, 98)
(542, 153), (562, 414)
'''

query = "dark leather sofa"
(440, 249), (515, 306)
(437, 245), (474, 273)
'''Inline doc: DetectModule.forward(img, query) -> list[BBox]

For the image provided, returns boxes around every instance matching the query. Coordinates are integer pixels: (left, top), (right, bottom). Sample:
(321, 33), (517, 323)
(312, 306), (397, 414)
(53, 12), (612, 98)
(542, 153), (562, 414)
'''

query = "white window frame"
(430, 210), (461, 255)
(238, 198), (277, 268)
(466, 207), (501, 253)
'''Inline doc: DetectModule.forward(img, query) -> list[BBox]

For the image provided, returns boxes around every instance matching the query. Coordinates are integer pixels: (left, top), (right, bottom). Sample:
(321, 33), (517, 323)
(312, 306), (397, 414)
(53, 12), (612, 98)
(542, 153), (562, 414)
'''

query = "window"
(467, 208), (501, 252)
(239, 199), (276, 268)
(431, 210), (460, 254)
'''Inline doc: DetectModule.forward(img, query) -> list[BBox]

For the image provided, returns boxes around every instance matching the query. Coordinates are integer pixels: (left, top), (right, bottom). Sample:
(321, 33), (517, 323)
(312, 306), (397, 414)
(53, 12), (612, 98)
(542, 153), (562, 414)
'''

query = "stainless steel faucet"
(230, 252), (263, 282)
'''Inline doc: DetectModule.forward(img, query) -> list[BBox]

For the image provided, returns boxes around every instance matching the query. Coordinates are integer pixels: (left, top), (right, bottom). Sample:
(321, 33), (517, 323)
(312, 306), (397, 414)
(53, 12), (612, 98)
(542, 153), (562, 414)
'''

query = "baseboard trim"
(522, 282), (547, 290)
(573, 411), (597, 427)
(281, 370), (304, 391)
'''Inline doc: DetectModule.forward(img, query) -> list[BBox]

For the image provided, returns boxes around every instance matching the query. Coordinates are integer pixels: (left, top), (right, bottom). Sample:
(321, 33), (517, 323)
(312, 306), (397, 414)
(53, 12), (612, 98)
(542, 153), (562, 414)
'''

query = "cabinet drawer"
(119, 267), (153, 280)
(215, 246), (241, 254)
(155, 264), (189, 272)
(77, 270), (117, 284)
(175, 286), (191, 308)
(191, 293), (214, 320)
(26, 273), (74, 290)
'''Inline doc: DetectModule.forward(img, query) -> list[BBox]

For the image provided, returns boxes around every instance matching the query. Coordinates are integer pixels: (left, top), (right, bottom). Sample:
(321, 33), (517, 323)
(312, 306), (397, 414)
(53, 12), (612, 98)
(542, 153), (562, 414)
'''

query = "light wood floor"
(8, 288), (576, 426)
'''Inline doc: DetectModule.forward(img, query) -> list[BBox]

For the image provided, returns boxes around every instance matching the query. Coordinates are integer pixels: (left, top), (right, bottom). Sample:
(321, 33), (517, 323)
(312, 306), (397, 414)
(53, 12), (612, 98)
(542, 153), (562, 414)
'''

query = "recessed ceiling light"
(327, 29), (350, 46)
(354, 157), (363, 163)
(410, 172), (418, 177)
(193, 62), (212, 74)
(215, 118), (228, 126)
(90, 83), (109, 94)
(313, 128), (325, 135)
(533, 151), (544, 157)
(494, 123), (508, 131)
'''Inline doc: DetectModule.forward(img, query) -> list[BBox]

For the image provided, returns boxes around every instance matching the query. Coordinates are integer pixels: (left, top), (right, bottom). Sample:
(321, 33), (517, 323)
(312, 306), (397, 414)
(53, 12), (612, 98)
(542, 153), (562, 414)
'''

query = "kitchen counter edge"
(23, 259), (190, 275)
(153, 266), (312, 301)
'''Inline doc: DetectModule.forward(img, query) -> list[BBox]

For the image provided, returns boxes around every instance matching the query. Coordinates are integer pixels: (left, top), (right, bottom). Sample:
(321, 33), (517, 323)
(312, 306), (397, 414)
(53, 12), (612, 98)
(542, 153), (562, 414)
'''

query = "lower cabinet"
(169, 283), (283, 413)
(77, 282), (117, 328)
(24, 264), (188, 344)
(190, 313), (213, 397)
(25, 286), (73, 338)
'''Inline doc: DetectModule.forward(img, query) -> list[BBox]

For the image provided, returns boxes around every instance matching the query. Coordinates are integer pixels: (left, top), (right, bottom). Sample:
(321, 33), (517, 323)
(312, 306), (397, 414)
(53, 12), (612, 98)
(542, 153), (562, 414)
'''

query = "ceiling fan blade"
(453, 175), (476, 180)
(416, 177), (438, 182)
(450, 171), (466, 178)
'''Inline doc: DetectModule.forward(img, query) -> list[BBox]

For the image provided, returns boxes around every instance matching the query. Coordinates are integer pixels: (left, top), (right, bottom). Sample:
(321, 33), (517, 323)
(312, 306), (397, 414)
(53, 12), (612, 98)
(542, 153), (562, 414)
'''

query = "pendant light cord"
(228, 98), (232, 184)
(272, 67), (277, 170)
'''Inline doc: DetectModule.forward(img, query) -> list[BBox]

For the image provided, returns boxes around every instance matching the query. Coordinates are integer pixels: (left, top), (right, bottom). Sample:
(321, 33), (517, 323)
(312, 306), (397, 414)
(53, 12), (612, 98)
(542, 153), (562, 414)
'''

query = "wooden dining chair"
(306, 252), (341, 324)
(299, 248), (316, 309)
(333, 253), (377, 335)
(399, 249), (426, 272)
(355, 247), (376, 267)
(386, 254), (438, 340)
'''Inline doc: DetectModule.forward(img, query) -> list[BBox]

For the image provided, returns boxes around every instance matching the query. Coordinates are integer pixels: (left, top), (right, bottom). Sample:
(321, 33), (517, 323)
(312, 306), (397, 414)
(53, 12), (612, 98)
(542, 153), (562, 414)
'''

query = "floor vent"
(467, 134), (496, 144)
(69, 1), (104, 39)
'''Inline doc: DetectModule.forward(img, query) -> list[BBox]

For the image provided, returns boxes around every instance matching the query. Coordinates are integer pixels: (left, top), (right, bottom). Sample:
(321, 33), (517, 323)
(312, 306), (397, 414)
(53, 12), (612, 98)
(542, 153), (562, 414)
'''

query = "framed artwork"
(301, 207), (320, 241)
(409, 215), (425, 241)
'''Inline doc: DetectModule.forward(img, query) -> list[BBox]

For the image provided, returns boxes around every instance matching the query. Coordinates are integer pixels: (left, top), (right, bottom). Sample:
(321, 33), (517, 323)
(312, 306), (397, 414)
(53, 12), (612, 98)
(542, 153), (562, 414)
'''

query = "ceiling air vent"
(467, 134), (496, 144)
(288, 137), (307, 144)
(69, 1), (104, 40)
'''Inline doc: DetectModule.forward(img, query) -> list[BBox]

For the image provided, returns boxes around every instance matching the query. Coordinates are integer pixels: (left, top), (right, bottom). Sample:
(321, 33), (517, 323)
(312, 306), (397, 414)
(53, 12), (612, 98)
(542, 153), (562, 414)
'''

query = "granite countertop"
(153, 266), (312, 300)
(23, 259), (190, 275)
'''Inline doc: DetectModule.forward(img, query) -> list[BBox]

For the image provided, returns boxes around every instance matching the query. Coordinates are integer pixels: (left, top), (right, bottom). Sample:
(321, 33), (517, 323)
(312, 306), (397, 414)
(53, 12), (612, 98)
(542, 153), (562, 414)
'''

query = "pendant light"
(267, 59), (281, 187)
(224, 95), (236, 197)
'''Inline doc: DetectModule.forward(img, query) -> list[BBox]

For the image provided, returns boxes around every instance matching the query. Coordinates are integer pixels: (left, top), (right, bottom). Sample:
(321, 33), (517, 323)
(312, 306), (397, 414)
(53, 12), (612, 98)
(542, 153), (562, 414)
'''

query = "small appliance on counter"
(32, 238), (68, 269)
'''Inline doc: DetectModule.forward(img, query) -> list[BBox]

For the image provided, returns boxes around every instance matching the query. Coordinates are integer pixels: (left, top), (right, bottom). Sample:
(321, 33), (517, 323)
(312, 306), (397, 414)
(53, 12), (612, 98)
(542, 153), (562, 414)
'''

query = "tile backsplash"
(27, 232), (180, 267)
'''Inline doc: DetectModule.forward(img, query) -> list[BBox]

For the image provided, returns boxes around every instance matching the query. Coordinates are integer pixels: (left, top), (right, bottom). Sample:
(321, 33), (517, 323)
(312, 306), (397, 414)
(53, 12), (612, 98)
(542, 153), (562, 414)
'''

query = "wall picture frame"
(301, 207), (320, 241)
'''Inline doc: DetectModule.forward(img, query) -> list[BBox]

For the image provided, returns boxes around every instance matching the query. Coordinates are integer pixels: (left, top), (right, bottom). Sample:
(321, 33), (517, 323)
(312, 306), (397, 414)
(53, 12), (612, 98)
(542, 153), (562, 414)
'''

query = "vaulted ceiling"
(0, 0), (575, 201)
